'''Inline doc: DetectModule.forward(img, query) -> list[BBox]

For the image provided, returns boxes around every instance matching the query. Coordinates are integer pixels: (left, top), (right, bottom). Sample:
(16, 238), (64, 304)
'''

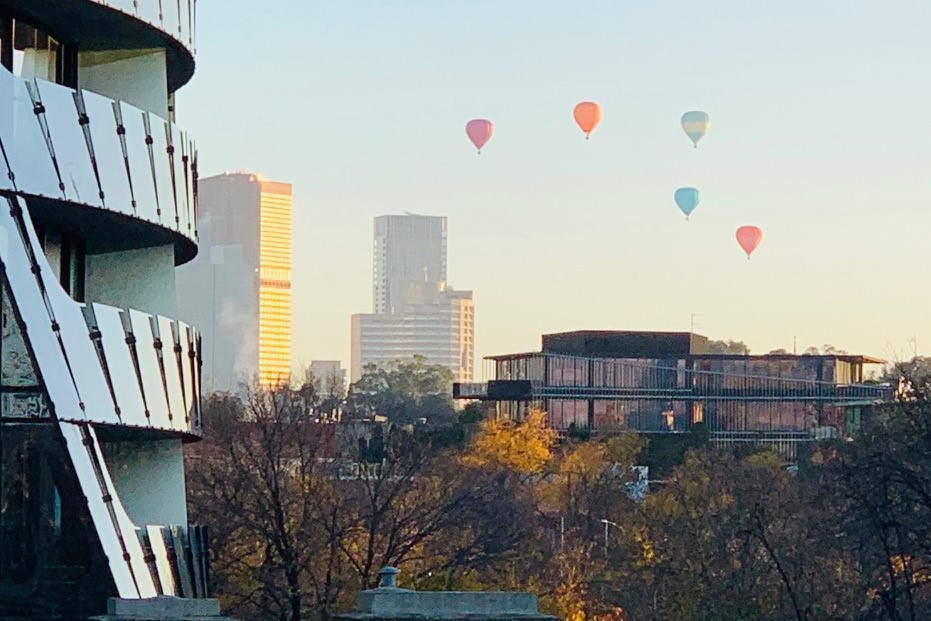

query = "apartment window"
(0, 16), (76, 87)
(35, 226), (85, 302)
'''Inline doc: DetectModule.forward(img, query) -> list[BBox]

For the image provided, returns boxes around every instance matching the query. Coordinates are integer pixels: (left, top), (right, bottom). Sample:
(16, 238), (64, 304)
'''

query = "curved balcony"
(0, 192), (202, 438)
(0, 64), (198, 264)
(3, 0), (195, 91)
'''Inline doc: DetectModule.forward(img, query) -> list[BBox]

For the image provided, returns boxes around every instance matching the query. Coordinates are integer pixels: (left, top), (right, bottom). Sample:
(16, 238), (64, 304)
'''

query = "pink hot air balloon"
(466, 119), (494, 154)
(736, 226), (763, 259)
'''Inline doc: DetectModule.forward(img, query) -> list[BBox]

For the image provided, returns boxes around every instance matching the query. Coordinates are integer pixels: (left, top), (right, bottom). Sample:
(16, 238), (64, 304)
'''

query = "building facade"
(310, 360), (346, 386)
(351, 288), (474, 382)
(373, 214), (446, 314)
(455, 331), (892, 460)
(176, 172), (293, 391)
(0, 0), (212, 616)
(352, 214), (473, 383)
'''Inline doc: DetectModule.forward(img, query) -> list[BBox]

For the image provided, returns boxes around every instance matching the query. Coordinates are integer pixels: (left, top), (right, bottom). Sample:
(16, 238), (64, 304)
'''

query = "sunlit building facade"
(0, 0), (215, 615)
(177, 173), (293, 390)
(257, 183), (293, 386)
(455, 331), (892, 460)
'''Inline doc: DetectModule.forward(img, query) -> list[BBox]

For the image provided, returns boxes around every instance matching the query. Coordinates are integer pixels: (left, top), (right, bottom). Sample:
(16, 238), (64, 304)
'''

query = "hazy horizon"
(183, 1), (931, 378)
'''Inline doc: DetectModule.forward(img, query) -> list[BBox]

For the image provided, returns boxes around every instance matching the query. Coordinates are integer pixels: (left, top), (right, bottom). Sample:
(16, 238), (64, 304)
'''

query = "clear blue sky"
(183, 1), (931, 376)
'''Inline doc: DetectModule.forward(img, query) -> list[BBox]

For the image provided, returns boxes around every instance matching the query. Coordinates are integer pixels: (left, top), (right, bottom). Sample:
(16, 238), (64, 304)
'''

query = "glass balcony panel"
(81, 90), (134, 215)
(146, 113), (175, 229)
(119, 102), (158, 223)
(91, 303), (148, 426)
(33, 79), (100, 207)
(128, 309), (171, 430)
(0, 68), (60, 197)
(156, 316), (186, 432)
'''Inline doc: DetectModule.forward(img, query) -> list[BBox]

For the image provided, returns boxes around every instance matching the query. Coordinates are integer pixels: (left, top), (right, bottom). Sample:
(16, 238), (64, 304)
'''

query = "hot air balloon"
(736, 226), (763, 259)
(573, 102), (602, 139)
(674, 188), (701, 220)
(681, 111), (710, 148)
(466, 119), (494, 154)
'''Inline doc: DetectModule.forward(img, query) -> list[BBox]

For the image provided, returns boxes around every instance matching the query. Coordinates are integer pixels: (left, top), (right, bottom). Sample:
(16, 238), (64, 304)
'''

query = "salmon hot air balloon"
(674, 188), (701, 220)
(574, 102), (602, 139)
(736, 226), (763, 259)
(466, 119), (494, 154)
(681, 111), (710, 148)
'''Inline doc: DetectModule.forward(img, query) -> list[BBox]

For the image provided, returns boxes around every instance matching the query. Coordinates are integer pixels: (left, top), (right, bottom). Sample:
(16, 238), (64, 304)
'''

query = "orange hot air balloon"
(736, 226), (763, 259)
(573, 101), (602, 139)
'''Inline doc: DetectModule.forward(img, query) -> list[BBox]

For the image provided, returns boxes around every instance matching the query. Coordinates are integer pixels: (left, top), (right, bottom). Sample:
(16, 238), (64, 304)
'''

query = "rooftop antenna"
(690, 313), (703, 333)
(793, 336), (797, 355)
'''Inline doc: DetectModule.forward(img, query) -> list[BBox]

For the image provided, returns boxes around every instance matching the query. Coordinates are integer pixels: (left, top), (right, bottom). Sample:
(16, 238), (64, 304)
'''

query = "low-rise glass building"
(455, 331), (892, 460)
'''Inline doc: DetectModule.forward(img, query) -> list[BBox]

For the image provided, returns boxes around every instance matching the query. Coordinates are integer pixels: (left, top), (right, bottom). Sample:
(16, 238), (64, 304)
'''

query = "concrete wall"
(85, 245), (177, 317)
(78, 49), (169, 119)
(101, 438), (188, 528)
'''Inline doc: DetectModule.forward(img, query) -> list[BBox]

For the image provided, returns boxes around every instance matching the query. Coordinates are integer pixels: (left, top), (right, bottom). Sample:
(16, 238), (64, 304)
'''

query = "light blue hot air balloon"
(681, 111), (710, 148)
(674, 187), (701, 220)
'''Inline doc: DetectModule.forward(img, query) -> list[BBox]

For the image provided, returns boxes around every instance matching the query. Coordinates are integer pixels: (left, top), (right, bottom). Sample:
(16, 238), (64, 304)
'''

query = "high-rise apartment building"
(351, 214), (473, 383)
(374, 214), (447, 314)
(0, 0), (217, 613)
(177, 172), (293, 390)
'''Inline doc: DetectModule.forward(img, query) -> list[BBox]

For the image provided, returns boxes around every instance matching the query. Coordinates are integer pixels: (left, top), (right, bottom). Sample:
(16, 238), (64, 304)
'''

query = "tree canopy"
(190, 368), (931, 621)
(344, 356), (457, 426)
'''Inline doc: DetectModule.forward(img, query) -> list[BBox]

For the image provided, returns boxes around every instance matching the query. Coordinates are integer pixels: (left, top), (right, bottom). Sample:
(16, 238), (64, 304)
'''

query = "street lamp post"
(599, 518), (619, 557)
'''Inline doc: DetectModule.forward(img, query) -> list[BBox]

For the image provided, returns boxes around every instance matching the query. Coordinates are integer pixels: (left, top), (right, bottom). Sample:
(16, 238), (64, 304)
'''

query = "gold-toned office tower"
(177, 173), (293, 390)
(257, 181), (293, 386)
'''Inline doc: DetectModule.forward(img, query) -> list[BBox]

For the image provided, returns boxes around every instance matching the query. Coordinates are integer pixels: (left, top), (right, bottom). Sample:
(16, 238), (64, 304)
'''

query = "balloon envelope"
(573, 102), (603, 138)
(736, 226), (763, 258)
(674, 187), (701, 219)
(681, 111), (710, 147)
(466, 119), (494, 153)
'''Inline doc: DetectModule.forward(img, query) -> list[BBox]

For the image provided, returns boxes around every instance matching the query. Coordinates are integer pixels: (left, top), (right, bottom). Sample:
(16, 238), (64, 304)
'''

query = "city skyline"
(182, 1), (931, 377)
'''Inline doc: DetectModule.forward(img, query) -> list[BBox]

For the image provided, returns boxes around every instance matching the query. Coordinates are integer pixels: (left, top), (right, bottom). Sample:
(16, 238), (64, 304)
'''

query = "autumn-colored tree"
(461, 409), (556, 474)
(192, 373), (931, 621)
(189, 382), (532, 621)
(813, 400), (931, 620)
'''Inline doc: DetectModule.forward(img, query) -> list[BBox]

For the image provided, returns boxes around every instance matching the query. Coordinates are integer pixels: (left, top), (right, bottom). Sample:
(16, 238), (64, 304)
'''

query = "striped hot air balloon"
(681, 111), (710, 148)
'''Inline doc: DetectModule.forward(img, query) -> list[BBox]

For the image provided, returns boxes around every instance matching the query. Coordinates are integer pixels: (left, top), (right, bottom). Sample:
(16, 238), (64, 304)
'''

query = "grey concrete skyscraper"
(352, 214), (473, 383)
(373, 215), (447, 314)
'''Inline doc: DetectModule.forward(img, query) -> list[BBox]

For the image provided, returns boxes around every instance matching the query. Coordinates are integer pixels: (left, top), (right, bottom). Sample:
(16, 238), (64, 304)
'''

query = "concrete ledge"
(360, 591), (540, 617)
(91, 597), (233, 621)
(338, 588), (556, 621)
(335, 568), (557, 621)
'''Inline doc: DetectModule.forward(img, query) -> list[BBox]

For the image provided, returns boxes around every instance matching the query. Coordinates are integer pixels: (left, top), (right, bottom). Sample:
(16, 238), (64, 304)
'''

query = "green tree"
(708, 340), (750, 355)
(803, 343), (848, 355)
(345, 356), (457, 426)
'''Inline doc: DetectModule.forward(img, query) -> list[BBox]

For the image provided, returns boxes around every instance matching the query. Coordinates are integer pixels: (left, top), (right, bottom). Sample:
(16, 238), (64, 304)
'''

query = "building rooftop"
(485, 330), (885, 365)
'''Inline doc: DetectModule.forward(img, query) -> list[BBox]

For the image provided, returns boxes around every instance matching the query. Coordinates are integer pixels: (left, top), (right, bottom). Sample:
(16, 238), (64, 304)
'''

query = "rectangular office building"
(351, 288), (474, 382)
(176, 172), (292, 391)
